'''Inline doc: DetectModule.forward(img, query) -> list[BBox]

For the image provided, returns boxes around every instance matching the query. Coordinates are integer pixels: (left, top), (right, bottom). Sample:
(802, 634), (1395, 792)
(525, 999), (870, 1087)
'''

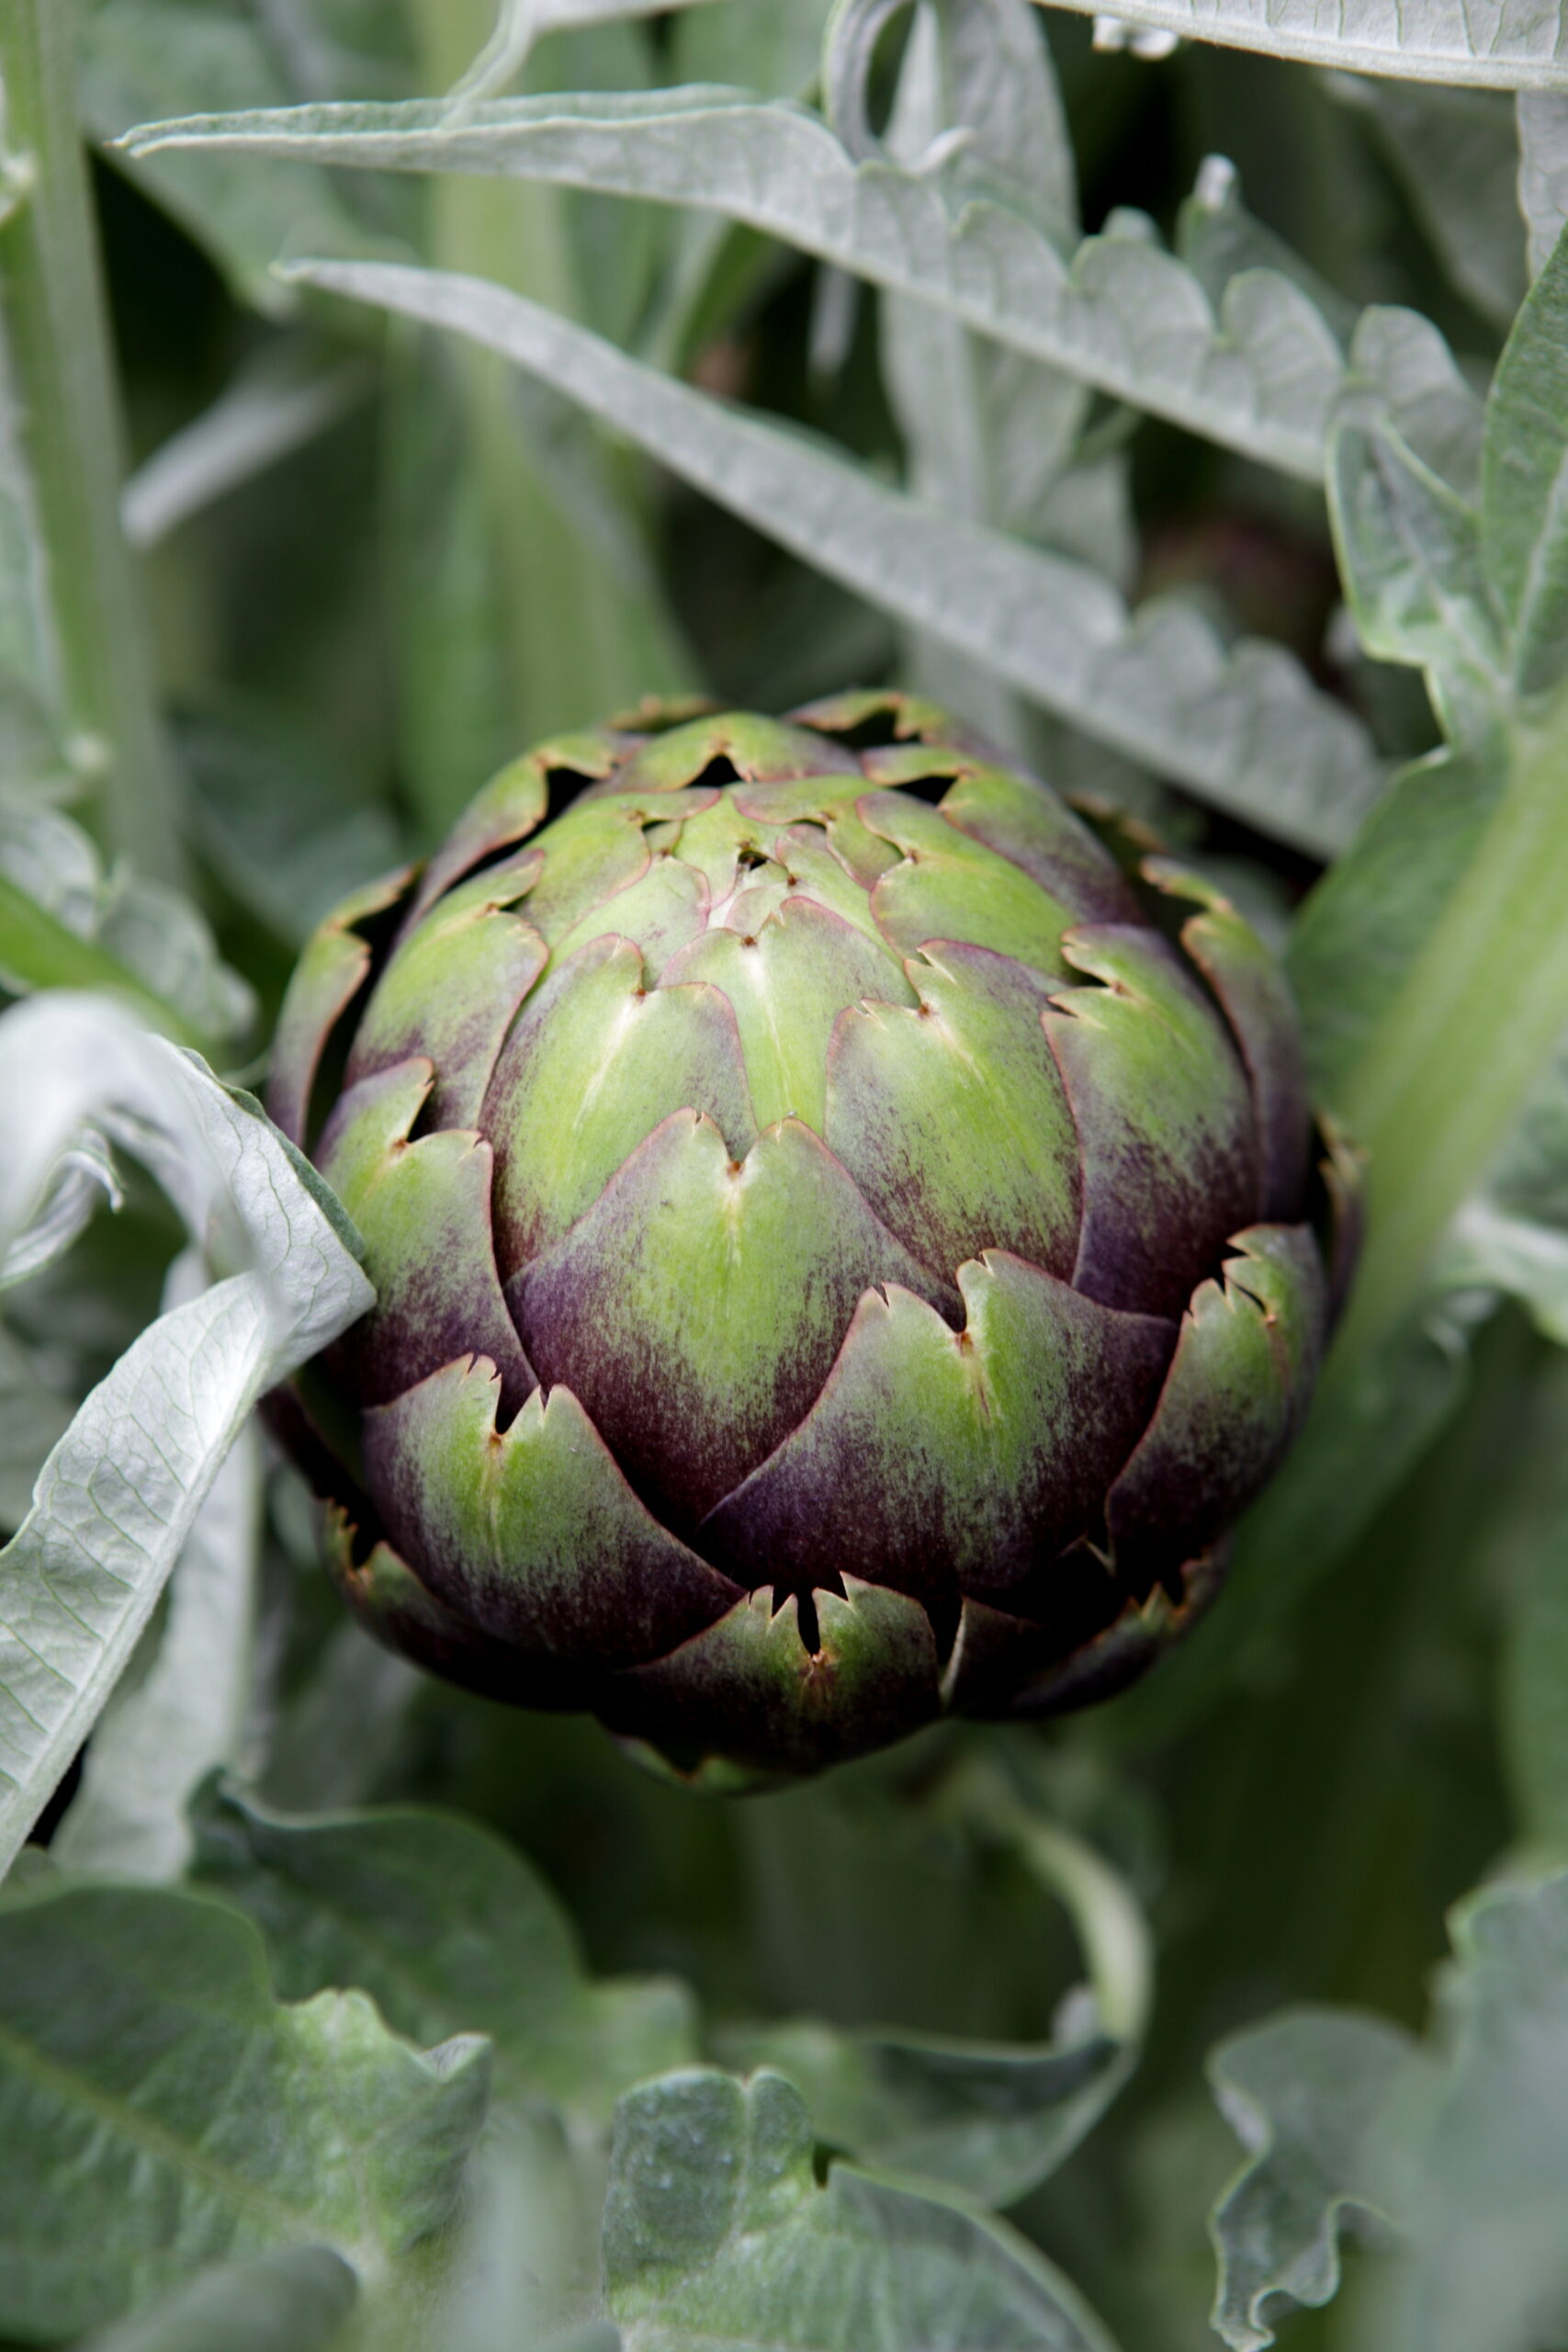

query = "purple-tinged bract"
(267, 695), (1353, 1785)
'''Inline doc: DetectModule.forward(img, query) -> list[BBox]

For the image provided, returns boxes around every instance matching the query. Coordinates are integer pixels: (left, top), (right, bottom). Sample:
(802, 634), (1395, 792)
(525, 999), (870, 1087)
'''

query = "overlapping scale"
(484, 937), (757, 1274)
(361, 1358), (738, 1669)
(1045, 925), (1260, 1318)
(700, 1255), (1173, 1610)
(825, 942), (1080, 1283)
(316, 1059), (536, 1417)
(511, 1114), (960, 1534)
(268, 695), (1345, 1784)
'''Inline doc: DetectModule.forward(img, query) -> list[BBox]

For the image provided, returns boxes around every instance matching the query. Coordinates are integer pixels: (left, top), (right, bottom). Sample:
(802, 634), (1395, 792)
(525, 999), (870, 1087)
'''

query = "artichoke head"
(267, 695), (1353, 1784)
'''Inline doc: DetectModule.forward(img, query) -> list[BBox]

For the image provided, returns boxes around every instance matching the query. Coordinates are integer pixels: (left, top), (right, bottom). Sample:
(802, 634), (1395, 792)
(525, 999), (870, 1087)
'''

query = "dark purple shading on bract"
(266, 694), (1354, 1787)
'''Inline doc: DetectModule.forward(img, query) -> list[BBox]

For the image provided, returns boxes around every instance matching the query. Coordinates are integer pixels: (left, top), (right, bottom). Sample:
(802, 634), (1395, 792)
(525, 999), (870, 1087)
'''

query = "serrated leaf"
(119, 88), (1482, 483)
(79, 2246), (357, 2352)
(0, 1880), (488, 2341)
(1382, 1871), (1568, 2352)
(719, 1788), (1150, 2210)
(0, 996), (373, 1874)
(1517, 91), (1568, 277)
(604, 2068), (1122, 2351)
(284, 256), (1382, 854)
(1481, 219), (1568, 701)
(878, 0), (1096, 744)
(1207, 2010), (1423, 2351)
(1328, 422), (1505, 682)
(189, 1783), (698, 2125)
(1026, 0), (1568, 88)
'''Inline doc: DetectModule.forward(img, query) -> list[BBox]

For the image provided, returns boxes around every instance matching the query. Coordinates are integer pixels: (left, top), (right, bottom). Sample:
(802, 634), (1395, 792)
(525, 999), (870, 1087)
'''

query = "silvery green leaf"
(1481, 219), (1568, 700)
(1517, 92), (1568, 277)
(52, 1400), (261, 1882)
(1177, 153), (1358, 345)
(1379, 1872), (1568, 2352)
(1328, 422), (1506, 684)
(0, 1878), (488, 2340)
(78, 2247), (357, 2352)
(1015, 0), (1568, 88)
(880, 0), (1097, 745)
(286, 257), (1382, 854)
(1208, 2010), (1424, 2351)
(119, 90), (1481, 482)
(604, 2069), (1123, 2351)
(0, 790), (256, 1042)
(120, 338), (371, 548)
(1342, 304), (1484, 495)
(1325, 76), (1526, 326)
(78, 0), (409, 311)
(189, 1782), (698, 2126)
(448, 0), (728, 107)
(0, 995), (372, 1876)
(719, 1786), (1151, 2209)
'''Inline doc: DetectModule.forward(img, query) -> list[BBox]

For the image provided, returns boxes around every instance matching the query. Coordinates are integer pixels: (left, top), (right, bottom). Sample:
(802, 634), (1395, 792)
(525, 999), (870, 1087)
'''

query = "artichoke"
(268, 695), (1353, 1784)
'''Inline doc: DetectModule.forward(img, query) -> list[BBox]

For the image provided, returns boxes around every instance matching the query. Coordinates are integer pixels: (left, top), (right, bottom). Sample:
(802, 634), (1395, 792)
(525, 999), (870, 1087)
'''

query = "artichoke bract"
(268, 695), (1352, 1784)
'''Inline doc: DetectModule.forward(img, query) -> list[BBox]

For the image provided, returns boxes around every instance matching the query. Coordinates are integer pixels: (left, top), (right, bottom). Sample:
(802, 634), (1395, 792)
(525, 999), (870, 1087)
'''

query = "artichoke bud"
(267, 695), (1353, 1784)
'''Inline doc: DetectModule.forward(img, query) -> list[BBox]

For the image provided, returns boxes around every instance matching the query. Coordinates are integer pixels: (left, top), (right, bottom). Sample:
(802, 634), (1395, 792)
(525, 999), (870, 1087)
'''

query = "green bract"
(268, 696), (1351, 1783)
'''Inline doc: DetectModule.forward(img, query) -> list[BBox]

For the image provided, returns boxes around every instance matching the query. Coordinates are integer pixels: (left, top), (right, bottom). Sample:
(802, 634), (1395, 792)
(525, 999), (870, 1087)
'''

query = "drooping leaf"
(51, 1408), (261, 1882)
(283, 256), (1383, 854)
(0, 1878), (488, 2341)
(0, 996), (372, 1874)
(119, 89), (1482, 484)
(189, 1782), (698, 2125)
(1022, 0), (1568, 88)
(1207, 2009), (1423, 2351)
(603, 2068), (1123, 2351)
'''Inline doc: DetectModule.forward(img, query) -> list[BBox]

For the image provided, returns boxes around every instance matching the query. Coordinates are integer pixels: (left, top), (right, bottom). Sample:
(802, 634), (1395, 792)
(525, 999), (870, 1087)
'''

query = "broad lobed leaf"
(279, 255), (1382, 854)
(118, 87), (1483, 487)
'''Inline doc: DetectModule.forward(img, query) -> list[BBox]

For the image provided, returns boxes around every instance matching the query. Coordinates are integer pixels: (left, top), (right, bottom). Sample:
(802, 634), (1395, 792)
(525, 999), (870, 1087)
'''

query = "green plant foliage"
(603, 2068), (1121, 2351)
(0, 1876), (489, 2339)
(4, 0), (1568, 2342)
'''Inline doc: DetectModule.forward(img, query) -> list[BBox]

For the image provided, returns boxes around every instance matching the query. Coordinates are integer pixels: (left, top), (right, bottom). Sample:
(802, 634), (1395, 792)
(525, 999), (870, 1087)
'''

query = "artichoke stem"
(1332, 691), (1568, 1364)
